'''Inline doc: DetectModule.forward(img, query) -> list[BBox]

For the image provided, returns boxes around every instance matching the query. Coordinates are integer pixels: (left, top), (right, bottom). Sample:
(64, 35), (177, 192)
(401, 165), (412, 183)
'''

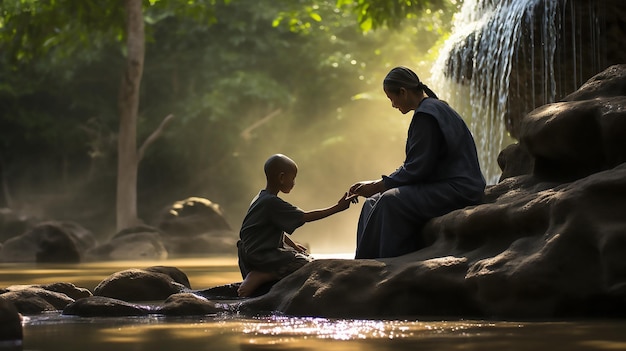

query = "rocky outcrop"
(237, 64), (626, 319)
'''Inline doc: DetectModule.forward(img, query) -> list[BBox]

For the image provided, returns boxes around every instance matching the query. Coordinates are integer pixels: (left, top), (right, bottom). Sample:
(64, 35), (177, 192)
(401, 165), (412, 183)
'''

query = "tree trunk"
(116, 0), (144, 231)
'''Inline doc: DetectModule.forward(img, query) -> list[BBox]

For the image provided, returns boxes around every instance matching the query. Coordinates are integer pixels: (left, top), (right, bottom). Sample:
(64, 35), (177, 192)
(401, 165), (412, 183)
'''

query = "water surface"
(3, 257), (626, 351)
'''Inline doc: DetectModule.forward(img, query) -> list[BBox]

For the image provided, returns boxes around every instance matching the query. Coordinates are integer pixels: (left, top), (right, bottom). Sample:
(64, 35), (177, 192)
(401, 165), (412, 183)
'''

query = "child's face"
(279, 171), (297, 193)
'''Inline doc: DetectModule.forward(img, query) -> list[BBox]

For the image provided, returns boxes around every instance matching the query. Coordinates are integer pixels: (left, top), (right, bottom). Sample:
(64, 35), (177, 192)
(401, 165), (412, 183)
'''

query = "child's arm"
(302, 192), (357, 223)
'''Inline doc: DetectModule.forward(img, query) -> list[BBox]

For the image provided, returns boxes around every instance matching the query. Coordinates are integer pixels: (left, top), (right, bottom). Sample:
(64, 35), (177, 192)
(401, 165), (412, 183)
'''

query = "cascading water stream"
(431, 0), (607, 184)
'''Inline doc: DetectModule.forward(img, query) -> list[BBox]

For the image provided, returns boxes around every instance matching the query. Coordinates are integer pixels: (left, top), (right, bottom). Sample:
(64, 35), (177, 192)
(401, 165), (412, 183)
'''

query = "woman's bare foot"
(238, 271), (277, 297)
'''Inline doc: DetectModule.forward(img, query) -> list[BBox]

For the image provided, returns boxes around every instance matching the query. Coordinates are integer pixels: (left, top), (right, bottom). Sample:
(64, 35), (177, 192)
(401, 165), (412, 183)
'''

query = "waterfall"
(431, 0), (607, 184)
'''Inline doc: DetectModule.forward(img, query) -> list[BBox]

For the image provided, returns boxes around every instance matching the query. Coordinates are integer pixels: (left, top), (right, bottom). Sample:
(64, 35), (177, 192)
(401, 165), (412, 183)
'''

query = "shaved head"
(264, 154), (298, 180)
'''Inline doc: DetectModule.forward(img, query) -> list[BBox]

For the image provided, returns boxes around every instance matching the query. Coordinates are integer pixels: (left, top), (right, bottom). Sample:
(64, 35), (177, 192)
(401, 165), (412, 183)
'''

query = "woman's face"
(384, 87), (411, 114)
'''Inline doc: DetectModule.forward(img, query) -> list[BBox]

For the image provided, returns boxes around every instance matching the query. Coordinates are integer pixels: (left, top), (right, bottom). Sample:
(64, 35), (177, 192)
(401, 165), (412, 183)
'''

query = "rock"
(0, 287), (75, 314)
(93, 267), (190, 302)
(0, 299), (22, 346)
(39, 282), (93, 300)
(159, 293), (224, 316)
(151, 197), (238, 257)
(497, 143), (534, 181)
(237, 65), (626, 319)
(144, 266), (192, 289)
(156, 197), (232, 236)
(86, 231), (168, 261)
(62, 296), (150, 317)
(0, 221), (96, 263)
(521, 96), (626, 181)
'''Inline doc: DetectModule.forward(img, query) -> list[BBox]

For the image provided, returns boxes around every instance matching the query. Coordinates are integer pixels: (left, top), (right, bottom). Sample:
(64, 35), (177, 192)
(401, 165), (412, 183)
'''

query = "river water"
(3, 257), (626, 351)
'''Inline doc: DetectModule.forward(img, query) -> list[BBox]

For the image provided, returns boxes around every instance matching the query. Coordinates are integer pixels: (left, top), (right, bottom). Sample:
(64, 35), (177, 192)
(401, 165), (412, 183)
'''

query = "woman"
(349, 66), (486, 259)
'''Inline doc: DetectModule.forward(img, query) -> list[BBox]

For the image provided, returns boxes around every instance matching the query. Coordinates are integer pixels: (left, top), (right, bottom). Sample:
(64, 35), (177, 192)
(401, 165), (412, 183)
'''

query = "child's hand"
(337, 192), (358, 210)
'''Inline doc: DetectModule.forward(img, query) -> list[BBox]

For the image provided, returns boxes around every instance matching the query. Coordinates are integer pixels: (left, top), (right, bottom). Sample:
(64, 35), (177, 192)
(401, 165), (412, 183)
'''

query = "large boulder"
(93, 266), (191, 302)
(238, 65), (626, 319)
(85, 227), (168, 261)
(0, 221), (96, 263)
(156, 197), (231, 236)
(154, 197), (238, 257)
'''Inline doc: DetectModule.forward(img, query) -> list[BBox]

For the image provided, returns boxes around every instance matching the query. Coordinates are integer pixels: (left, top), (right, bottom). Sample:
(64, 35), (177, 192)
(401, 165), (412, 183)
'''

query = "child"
(236, 153), (356, 297)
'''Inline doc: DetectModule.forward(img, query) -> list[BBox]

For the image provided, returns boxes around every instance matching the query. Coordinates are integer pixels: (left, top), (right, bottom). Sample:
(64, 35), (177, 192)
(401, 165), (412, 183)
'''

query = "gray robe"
(355, 98), (486, 259)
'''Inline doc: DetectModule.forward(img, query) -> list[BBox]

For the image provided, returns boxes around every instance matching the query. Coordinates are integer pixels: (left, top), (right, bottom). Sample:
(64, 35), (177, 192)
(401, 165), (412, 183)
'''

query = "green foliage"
(336, 0), (458, 31)
(0, 0), (458, 235)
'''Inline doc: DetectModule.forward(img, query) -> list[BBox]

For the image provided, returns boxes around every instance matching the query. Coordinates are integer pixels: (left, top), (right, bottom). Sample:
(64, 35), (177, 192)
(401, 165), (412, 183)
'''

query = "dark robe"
(355, 98), (486, 259)
(237, 190), (311, 279)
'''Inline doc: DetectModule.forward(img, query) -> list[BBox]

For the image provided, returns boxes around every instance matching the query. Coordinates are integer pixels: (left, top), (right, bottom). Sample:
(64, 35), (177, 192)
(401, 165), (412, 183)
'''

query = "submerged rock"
(63, 296), (150, 317)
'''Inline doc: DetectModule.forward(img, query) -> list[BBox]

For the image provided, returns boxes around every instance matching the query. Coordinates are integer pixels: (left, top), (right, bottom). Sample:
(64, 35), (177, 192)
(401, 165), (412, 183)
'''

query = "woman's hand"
(349, 179), (385, 198)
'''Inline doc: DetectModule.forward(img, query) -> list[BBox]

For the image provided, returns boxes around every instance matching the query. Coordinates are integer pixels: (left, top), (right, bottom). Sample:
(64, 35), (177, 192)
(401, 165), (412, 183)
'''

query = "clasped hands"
(348, 179), (385, 199)
(337, 179), (385, 208)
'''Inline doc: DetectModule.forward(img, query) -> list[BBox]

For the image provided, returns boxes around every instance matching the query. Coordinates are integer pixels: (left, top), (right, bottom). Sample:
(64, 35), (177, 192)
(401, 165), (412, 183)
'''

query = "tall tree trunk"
(116, 0), (144, 231)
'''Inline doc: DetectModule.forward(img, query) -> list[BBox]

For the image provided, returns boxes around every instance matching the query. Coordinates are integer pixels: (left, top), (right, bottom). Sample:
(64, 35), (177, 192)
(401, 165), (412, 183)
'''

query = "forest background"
(0, 0), (458, 253)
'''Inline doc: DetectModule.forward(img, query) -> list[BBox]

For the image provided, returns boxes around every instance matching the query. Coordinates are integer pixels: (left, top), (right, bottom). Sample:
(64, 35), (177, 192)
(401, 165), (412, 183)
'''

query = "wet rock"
(93, 266), (190, 302)
(62, 296), (150, 317)
(144, 266), (192, 289)
(159, 293), (224, 316)
(40, 282), (93, 300)
(0, 287), (75, 314)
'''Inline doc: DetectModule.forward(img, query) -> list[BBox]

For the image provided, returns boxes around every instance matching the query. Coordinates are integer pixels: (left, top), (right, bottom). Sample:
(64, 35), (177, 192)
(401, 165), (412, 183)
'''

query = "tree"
(0, 0), (456, 236)
(0, 0), (218, 230)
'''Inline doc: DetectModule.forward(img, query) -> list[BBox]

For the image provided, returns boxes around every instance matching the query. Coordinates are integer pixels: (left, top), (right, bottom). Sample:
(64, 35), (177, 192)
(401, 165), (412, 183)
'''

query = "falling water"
(431, 0), (608, 184)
